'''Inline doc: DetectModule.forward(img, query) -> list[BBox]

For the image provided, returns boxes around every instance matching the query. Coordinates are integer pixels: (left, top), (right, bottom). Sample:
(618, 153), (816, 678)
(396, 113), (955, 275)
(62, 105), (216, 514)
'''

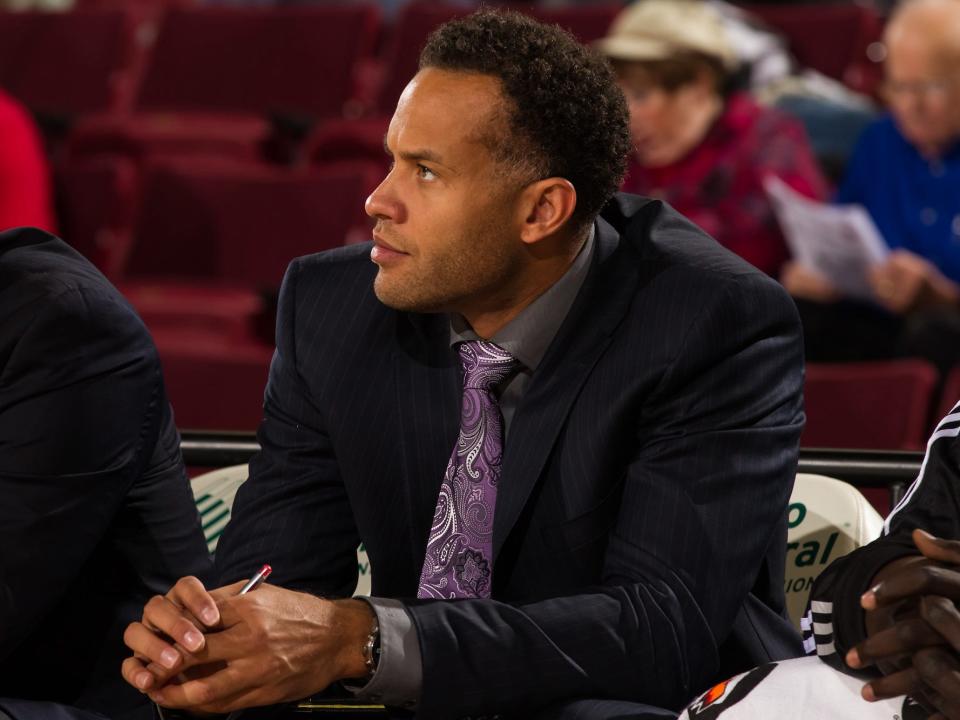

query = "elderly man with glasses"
(782, 0), (960, 368)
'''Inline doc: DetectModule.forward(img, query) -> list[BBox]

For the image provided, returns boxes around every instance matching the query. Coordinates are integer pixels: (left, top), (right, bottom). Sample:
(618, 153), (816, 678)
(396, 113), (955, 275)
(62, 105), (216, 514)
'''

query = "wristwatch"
(361, 617), (382, 678)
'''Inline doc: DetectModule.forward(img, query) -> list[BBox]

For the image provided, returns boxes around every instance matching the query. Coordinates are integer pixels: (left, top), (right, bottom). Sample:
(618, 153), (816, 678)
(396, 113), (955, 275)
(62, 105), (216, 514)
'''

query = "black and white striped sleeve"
(805, 402), (960, 672)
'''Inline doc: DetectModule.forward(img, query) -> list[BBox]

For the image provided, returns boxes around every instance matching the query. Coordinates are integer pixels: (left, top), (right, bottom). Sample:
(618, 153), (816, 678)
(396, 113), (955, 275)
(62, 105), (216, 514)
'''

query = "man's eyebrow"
(381, 136), (446, 165)
(398, 148), (445, 165)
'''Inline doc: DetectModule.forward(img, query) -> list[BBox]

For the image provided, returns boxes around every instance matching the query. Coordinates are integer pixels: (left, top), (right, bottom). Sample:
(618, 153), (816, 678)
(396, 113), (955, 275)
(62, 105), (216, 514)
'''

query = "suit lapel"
(393, 311), (460, 568)
(492, 217), (641, 561)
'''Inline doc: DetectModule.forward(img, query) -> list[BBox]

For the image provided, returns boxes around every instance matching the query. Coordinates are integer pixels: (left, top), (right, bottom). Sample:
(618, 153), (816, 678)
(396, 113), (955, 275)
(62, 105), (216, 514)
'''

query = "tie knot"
(458, 340), (520, 391)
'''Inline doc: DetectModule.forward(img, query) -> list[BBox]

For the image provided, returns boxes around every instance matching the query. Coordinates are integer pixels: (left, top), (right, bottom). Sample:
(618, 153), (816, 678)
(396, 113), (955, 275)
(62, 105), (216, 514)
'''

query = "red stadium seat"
(69, 113), (269, 165)
(55, 156), (139, 280)
(154, 329), (273, 432)
(0, 9), (139, 119)
(306, 116), (391, 174)
(524, 4), (623, 45)
(119, 158), (381, 343)
(375, 2), (471, 117)
(373, 3), (620, 118)
(0, 14), (36, 96)
(739, 2), (885, 96)
(803, 359), (938, 451)
(69, 4), (381, 165)
(804, 359), (938, 516)
(122, 281), (267, 344)
(135, 5), (380, 118)
(308, 2), (622, 173)
(125, 159), (380, 286)
(936, 365), (960, 423)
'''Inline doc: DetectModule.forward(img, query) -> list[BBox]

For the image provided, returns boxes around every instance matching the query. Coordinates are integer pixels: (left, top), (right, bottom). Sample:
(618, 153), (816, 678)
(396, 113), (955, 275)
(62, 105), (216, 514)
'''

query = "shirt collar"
(449, 225), (595, 371)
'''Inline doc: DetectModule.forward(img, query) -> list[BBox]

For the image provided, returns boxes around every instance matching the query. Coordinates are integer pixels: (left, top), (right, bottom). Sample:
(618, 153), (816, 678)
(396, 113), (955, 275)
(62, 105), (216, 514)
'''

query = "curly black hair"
(419, 9), (631, 232)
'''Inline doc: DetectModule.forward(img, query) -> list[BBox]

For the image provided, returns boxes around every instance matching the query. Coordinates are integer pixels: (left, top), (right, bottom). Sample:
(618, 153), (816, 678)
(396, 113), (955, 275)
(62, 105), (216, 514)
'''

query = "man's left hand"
(145, 584), (375, 714)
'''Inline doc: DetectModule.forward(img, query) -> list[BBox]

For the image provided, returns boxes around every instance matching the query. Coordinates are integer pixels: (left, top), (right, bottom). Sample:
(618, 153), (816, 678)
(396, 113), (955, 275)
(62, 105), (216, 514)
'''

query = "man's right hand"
(121, 575), (237, 693)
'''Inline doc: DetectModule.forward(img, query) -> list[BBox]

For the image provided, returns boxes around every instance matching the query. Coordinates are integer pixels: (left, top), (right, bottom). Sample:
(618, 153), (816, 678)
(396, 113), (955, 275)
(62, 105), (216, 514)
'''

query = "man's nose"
(365, 173), (405, 223)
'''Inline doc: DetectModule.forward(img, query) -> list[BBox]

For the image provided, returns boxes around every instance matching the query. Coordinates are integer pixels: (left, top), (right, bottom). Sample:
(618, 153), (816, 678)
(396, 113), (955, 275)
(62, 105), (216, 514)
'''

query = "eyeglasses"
(883, 79), (952, 100)
(618, 84), (655, 104)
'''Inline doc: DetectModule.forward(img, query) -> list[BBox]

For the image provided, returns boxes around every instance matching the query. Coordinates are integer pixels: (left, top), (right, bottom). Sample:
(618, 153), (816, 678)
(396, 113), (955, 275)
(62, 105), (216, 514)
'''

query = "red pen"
(239, 564), (272, 595)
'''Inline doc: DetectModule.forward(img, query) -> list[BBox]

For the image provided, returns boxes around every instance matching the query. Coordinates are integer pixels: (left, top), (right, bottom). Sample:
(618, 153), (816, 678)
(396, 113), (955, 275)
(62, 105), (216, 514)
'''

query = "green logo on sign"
(787, 502), (806, 529)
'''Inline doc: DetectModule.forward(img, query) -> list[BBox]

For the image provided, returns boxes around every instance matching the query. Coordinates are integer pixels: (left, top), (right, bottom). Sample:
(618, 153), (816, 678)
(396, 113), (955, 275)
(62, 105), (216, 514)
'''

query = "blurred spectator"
(596, 0), (828, 277)
(783, 0), (960, 369)
(0, 88), (55, 233)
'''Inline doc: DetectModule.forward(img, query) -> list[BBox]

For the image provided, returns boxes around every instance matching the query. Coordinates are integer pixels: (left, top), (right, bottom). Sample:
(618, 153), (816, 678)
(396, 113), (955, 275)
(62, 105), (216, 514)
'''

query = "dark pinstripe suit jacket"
(216, 194), (806, 718)
(0, 229), (212, 720)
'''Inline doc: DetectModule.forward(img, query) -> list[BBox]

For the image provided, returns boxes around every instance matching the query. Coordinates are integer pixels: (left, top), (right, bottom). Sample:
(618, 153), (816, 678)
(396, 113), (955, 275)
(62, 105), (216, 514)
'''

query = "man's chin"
(373, 274), (445, 314)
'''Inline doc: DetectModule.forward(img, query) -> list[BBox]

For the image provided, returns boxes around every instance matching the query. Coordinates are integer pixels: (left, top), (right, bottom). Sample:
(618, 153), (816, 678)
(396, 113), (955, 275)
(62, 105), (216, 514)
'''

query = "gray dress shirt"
(352, 228), (596, 707)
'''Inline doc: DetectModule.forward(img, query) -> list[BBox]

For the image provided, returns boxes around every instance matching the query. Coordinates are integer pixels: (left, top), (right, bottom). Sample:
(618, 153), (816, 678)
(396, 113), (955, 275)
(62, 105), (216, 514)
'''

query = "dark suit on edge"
(216, 194), (806, 718)
(0, 228), (213, 720)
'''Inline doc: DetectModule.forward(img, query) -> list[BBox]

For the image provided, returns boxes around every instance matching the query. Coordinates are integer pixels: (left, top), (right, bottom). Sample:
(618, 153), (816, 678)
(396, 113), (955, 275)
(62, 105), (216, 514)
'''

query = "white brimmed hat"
(595, 0), (738, 71)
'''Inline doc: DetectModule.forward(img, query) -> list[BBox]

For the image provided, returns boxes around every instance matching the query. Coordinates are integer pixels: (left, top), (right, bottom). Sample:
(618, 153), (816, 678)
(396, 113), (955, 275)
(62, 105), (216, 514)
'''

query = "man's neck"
(462, 232), (589, 339)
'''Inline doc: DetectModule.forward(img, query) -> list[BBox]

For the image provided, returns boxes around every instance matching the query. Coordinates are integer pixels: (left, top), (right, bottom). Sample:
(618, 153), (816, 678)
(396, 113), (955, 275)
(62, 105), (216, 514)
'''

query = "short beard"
(373, 212), (521, 317)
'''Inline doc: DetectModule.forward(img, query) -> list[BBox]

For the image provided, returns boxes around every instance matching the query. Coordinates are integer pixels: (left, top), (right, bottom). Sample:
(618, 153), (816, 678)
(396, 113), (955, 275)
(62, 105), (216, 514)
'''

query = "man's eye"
(417, 164), (437, 181)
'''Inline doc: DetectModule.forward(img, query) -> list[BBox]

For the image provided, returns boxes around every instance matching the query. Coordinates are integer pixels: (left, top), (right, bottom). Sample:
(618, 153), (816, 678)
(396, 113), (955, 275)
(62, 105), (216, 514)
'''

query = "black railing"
(181, 431), (924, 506)
(182, 430), (261, 467)
(797, 448), (922, 506)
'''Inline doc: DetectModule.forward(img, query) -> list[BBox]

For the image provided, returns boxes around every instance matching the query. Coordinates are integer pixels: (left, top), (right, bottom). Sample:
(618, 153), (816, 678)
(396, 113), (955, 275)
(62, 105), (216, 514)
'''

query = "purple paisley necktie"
(417, 340), (520, 599)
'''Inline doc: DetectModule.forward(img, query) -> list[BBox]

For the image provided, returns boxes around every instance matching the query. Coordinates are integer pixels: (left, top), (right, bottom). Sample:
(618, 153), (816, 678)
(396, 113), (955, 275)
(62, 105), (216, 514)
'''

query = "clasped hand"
(781, 251), (959, 314)
(846, 529), (960, 719)
(121, 576), (373, 714)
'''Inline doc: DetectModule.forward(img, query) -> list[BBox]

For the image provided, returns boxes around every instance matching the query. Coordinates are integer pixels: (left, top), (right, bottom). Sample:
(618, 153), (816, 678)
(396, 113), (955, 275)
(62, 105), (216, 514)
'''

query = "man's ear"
(518, 178), (577, 246)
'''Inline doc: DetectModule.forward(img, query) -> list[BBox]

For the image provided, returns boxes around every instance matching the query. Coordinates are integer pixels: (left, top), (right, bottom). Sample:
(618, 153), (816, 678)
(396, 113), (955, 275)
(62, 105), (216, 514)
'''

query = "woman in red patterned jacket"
(596, 0), (828, 277)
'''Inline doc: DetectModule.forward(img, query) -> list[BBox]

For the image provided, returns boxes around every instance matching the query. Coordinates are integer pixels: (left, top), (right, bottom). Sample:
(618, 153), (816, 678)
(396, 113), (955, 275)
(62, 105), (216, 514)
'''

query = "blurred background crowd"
(1, 0), (957, 506)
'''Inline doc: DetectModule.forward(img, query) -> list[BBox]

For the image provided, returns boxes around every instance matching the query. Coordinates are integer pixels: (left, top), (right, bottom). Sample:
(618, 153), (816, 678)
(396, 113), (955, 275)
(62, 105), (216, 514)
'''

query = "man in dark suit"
(0, 228), (212, 720)
(122, 10), (805, 719)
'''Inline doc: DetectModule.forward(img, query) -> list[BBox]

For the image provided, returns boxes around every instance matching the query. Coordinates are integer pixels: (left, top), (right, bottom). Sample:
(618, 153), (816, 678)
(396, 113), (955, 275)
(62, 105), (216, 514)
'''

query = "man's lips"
(371, 233), (408, 263)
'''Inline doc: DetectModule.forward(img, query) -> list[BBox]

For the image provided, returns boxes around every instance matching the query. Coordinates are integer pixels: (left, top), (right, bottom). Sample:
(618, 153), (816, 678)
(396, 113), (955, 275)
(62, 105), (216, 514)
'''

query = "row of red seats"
(26, 2), (885, 286)
(803, 359), (942, 452)
(38, 0), (884, 281)
(17, 1), (623, 296)
(98, 156), (382, 435)
(61, 155), (381, 341)
(1, 3), (619, 159)
(802, 358), (956, 514)
(162, 355), (955, 472)
(1, 2), (884, 162)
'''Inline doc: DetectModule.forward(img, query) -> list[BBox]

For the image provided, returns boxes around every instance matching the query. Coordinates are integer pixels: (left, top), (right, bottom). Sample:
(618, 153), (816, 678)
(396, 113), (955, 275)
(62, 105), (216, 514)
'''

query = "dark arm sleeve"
(109, 402), (214, 595)
(0, 284), (173, 658)
(215, 259), (361, 597)
(406, 273), (805, 718)
(807, 407), (960, 670)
